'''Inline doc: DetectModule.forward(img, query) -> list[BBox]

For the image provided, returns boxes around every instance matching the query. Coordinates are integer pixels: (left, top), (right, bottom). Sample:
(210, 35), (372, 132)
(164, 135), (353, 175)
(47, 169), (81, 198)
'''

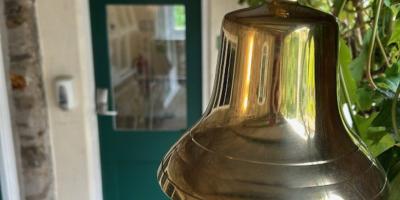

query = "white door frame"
(0, 66), (22, 200)
(201, 0), (212, 111)
(0, 15), (22, 200)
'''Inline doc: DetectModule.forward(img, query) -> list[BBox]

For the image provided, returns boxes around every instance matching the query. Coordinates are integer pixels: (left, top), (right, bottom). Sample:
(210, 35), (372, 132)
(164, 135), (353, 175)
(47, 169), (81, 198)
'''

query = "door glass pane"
(106, 5), (187, 131)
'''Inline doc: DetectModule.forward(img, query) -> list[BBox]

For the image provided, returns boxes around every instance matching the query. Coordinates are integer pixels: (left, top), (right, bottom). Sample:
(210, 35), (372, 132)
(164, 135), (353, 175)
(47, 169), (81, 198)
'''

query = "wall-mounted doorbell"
(55, 76), (75, 111)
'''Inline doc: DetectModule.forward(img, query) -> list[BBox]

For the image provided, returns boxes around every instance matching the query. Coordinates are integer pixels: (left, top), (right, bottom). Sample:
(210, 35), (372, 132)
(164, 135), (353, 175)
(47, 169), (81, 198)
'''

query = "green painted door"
(90, 1), (202, 199)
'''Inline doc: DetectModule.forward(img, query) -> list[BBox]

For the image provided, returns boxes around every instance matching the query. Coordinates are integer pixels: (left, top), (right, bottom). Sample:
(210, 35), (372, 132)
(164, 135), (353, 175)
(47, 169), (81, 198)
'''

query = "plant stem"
(366, 0), (384, 90)
(392, 83), (400, 142)
(376, 35), (391, 68)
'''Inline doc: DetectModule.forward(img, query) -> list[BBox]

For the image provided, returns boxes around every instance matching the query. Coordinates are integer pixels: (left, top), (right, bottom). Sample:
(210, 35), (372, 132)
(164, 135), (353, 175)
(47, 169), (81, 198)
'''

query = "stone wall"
(4, 0), (54, 199)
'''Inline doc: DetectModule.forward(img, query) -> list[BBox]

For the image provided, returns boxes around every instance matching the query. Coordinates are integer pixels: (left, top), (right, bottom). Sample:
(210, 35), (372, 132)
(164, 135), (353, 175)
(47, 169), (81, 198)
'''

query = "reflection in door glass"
(106, 5), (187, 130)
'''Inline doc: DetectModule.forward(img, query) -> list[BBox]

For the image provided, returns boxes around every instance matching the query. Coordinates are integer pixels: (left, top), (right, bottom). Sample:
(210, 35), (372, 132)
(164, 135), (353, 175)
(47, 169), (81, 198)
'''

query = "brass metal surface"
(158, 1), (389, 199)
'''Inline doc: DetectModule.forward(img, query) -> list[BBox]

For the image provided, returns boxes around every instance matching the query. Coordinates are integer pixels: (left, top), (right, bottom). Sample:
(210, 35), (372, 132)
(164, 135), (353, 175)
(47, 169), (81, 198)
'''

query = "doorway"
(90, 0), (203, 199)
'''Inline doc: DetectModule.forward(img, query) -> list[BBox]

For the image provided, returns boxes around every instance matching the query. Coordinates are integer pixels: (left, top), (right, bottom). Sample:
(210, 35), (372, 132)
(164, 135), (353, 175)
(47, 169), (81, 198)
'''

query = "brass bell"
(158, 0), (389, 199)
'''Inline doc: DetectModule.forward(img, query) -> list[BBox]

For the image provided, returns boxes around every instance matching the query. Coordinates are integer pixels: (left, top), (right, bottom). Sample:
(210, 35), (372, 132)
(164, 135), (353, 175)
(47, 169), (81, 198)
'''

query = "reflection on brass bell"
(157, 0), (389, 199)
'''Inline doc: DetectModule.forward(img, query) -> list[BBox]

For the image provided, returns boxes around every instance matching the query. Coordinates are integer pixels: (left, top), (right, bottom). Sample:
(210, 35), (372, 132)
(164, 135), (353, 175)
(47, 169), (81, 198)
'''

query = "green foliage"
(389, 21), (400, 45)
(390, 173), (400, 200)
(339, 39), (358, 104)
(173, 6), (186, 30)
(240, 0), (400, 195)
(238, 0), (265, 6)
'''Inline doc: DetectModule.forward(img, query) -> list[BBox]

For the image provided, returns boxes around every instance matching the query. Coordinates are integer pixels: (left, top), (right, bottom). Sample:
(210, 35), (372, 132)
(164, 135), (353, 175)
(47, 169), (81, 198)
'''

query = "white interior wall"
(0, 49), (21, 200)
(34, 0), (246, 199)
(202, 0), (245, 108)
(36, 0), (102, 199)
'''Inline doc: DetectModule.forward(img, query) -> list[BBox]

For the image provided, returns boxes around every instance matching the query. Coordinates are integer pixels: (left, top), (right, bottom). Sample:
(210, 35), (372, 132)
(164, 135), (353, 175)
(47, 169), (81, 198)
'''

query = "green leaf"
(389, 20), (400, 45)
(384, 0), (400, 6)
(366, 127), (388, 142)
(389, 45), (400, 64)
(349, 31), (372, 84)
(357, 87), (375, 110)
(385, 0), (400, 17)
(378, 77), (400, 92)
(353, 85), (385, 112)
(349, 51), (367, 84)
(367, 134), (396, 156)
(390, 172), (400, 200)
(392, 4), (400, 17)
(377, 62), (400, 93)
(379, 145), (400, 181)
(385, 0), (391, 7)
(389, 158), (400, 180)
(372, 97), (400, 145)
(373, 99), (400, 129)
(355, 113), (379, 137)
(386, 62), (400, 76)
(339, 39), (358, 105)
(354, 113), (392, 155)
(333, 0), (346, 16)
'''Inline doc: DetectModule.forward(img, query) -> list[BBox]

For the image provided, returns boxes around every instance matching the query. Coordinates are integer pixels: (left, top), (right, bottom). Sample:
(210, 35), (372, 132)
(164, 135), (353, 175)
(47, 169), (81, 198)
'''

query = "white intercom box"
(55, 76), (75, 111)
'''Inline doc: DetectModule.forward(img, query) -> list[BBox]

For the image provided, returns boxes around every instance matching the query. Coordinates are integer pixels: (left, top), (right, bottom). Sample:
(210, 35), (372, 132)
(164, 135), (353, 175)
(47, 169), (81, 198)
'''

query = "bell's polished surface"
(158, 0), (389, 199)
